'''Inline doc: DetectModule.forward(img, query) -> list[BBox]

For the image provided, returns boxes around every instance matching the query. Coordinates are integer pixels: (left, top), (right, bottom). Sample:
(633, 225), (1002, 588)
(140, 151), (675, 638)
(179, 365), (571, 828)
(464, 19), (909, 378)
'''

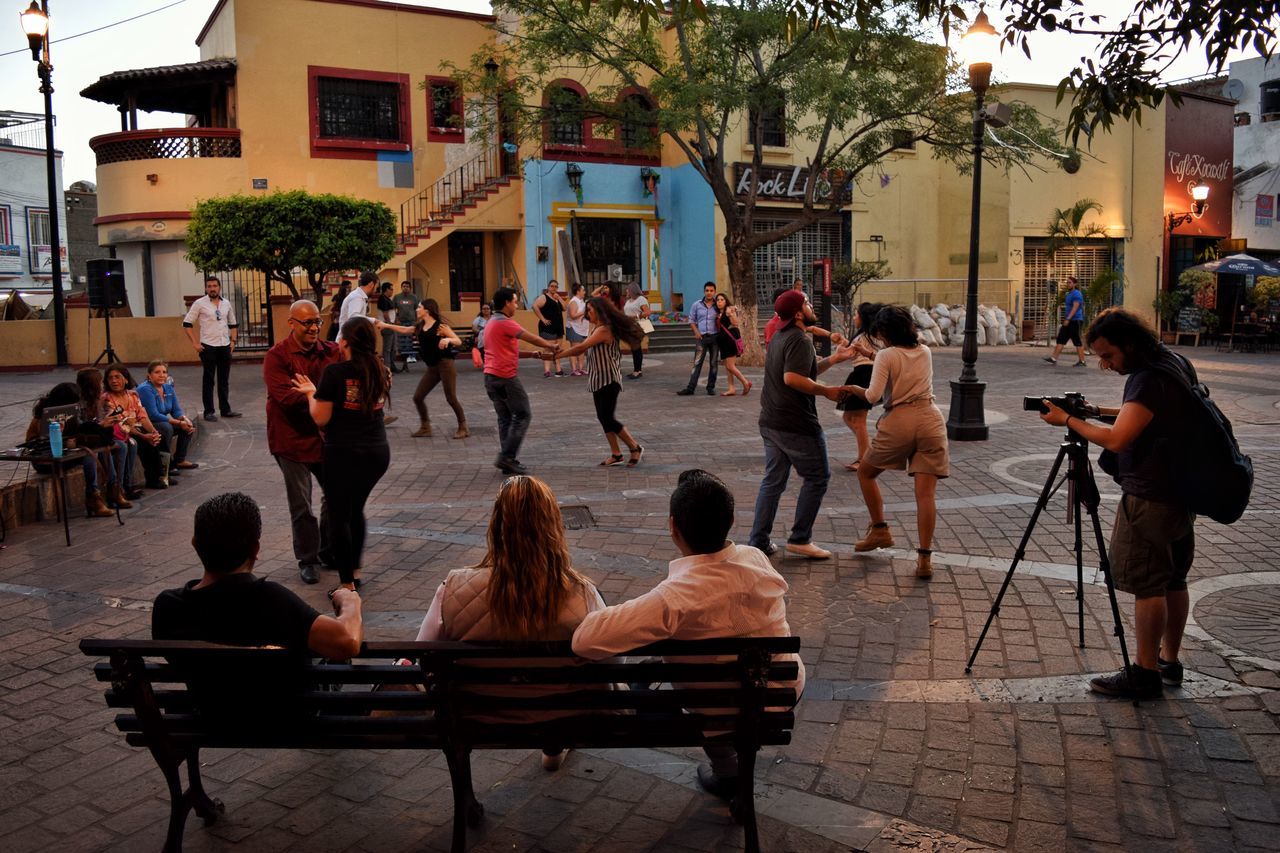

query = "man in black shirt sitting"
(153, 491), (363, 662)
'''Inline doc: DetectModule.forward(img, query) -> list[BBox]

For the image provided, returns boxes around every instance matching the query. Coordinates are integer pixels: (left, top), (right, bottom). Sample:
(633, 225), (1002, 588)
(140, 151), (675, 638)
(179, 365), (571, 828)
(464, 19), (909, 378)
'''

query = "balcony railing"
(90, 128), (241, 166)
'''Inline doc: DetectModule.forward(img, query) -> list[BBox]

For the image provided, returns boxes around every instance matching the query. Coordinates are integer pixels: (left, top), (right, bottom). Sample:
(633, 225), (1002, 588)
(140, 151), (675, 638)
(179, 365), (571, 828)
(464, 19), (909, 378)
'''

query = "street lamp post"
(20, 0), (67, 367)
(946, 8), (1000, 442)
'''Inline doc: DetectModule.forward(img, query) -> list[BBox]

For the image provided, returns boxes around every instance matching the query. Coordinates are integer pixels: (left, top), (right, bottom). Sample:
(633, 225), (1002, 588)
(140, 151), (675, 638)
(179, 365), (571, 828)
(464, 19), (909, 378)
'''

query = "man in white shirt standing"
(183, 276), (241, 421)
(572, 468), (805, 800)
(336, 271), (379, 340)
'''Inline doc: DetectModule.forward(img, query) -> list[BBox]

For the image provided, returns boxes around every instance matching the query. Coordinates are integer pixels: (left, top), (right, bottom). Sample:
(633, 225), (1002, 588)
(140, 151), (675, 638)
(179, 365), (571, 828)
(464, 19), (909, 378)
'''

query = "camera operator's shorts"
(864, 400), (949, 477)
(1055, 319), (1082, 346)
(1109, 494), (1195, 598)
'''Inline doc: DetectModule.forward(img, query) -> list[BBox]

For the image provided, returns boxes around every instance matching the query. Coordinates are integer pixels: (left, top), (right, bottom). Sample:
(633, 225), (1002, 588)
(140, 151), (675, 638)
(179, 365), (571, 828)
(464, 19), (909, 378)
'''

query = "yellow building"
(80, 0), (1212, 354)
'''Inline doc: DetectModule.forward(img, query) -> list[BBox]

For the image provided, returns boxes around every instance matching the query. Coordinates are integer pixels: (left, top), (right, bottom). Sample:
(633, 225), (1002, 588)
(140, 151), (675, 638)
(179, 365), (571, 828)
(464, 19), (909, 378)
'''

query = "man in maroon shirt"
(263, 300), (342, 584)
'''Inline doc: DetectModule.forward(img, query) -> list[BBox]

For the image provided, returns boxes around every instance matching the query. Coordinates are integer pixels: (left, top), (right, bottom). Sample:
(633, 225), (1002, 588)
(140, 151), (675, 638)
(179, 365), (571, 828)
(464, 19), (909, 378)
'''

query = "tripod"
(965, 426), (1135, 698)
(92, 306), (121, 366)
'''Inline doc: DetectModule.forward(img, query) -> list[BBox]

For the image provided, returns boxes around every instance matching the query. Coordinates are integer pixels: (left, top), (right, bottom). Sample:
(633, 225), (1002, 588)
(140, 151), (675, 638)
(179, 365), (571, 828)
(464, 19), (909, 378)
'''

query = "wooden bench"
(82, 637), (800, 853)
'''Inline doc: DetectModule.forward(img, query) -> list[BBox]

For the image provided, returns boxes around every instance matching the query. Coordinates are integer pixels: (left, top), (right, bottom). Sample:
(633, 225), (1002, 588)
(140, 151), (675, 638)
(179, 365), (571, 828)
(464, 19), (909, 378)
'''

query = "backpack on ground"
(1149, 349), (1253, 524)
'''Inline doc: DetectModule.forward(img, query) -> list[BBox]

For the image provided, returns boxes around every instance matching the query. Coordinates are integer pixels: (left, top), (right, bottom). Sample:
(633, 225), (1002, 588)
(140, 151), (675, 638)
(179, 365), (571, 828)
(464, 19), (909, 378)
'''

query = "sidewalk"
(0, 344), (1276, 851)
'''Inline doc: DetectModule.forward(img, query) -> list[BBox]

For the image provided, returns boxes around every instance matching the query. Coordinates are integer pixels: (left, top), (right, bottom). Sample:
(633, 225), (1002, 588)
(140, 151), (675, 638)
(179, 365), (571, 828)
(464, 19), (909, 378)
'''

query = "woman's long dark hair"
(339, 318), (391, 415)
(32, 382), (80, 418)
(855, 302), (883, 338)
(587, 296), (644, 347)
(871, 305), (920, 348)
(416, 297), (448, 331)
(103, 363), (137, 391)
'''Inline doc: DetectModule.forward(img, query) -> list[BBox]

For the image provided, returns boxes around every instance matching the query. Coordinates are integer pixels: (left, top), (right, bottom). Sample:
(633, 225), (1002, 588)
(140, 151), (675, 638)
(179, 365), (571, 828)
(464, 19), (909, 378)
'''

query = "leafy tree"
(469, 0), (1058, 359)
(185, 191), (397, 305)
(832, 259), (891, 333)
(1045, 197), (1107, 280)
(606, 0), (1278, 144)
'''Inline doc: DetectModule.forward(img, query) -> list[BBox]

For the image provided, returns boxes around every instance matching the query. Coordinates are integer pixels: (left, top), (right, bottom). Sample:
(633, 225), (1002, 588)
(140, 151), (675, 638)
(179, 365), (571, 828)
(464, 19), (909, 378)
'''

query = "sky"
(0, 0), (1251, 188)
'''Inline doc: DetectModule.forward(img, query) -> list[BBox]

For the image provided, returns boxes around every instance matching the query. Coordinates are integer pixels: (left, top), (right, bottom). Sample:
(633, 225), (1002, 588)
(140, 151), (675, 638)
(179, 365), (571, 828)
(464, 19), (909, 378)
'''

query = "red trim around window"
(539, 81), (659, 165)
(426, 76), (465, 143)
(307, 65), (412, 161)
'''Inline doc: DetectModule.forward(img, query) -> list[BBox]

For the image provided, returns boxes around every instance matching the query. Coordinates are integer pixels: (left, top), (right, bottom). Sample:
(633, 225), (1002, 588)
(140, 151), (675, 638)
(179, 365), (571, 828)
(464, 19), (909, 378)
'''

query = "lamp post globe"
(19, 0), (68, 367)
(946, 7), (1001, 442)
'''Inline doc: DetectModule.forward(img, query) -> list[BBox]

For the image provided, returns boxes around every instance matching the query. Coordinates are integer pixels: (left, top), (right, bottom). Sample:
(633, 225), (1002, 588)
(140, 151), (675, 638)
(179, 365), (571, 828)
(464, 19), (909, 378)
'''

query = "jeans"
(632, 340), (644, 373)
(112, 438), (138, 490)
(153, 421), (194, 465)
(276, 455), (332, 572)
(484, 374), (531, 462)
(322, 443), (390, 584)
(684, 337), (719, 392)
(199, 344), (233, 415)
(382, 328), (397, 369)
(749, 426), (830, 548)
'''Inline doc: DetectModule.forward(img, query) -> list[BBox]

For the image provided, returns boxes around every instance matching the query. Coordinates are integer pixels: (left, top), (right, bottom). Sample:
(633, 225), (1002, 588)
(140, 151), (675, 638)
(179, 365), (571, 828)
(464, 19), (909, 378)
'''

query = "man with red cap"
(749, 289), (856, 559)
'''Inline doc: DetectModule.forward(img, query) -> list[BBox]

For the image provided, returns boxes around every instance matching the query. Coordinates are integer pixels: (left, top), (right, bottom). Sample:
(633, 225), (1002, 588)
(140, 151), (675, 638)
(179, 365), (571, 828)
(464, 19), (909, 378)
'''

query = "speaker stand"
(92, 307), (121, 366)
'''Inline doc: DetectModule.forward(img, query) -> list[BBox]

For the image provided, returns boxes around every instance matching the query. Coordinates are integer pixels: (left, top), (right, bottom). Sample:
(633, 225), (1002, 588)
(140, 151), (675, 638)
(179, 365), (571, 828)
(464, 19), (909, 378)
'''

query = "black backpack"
(1148, 350), (1253, 524)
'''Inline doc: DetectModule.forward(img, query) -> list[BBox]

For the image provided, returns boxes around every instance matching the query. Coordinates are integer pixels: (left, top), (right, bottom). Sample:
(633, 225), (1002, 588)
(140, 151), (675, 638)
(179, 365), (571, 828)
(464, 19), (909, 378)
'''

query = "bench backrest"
(81, 638), (800, 753)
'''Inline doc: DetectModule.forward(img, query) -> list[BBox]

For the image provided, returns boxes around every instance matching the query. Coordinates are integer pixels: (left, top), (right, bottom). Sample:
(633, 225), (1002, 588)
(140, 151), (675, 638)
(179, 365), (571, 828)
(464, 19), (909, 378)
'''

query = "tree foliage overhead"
(185, 191), (396, 305)
(470, 0), (1058, 350)
(603, 0), (1278, 144)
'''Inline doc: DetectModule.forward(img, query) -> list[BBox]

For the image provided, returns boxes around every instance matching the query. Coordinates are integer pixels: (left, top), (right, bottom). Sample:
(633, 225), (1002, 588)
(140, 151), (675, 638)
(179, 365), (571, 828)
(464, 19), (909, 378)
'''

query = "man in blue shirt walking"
(1044, 275), (1087, 366)
(677, 282), (721, 395)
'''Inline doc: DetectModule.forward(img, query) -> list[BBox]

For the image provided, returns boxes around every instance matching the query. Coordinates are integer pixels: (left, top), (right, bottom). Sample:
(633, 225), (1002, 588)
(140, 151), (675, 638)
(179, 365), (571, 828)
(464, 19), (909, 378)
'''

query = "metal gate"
(1022, 240), (1114, 340)
(751, 217), (844, 307)
(207, 268), (272, 351)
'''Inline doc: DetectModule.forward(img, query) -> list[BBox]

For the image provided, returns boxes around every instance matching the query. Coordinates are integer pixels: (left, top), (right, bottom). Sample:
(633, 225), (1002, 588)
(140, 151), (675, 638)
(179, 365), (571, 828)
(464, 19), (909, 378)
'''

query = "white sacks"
(896, 302), (1016, 346)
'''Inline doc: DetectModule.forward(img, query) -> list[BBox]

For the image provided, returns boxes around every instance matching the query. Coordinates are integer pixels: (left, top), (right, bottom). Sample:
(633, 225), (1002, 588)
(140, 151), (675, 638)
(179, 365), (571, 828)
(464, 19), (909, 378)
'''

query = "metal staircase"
(396, 145), (518, 256)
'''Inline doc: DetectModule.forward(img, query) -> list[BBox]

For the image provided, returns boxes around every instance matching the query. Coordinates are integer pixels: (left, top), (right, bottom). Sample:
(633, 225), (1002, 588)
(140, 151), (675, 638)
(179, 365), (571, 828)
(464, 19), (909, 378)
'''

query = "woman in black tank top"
(410, 299), (468, 439)
(535, 281), (567, 377)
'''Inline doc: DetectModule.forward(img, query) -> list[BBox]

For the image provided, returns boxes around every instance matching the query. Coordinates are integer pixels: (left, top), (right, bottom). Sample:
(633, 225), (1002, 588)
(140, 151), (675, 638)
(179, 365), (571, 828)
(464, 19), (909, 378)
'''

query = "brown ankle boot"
(110, 485), (133, 509)
(854, 522), (894, 552)
(412, 422), (432, 437)
(915, 549), (933, 579)
(453, 423), (469, 439)
(86, 490), (113, 518)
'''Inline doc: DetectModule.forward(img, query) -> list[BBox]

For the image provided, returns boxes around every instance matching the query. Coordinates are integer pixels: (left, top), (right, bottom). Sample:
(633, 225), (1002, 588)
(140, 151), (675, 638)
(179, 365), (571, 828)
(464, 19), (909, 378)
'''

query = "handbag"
(638, 317), (655, 335)
(470, 346), (484, 369)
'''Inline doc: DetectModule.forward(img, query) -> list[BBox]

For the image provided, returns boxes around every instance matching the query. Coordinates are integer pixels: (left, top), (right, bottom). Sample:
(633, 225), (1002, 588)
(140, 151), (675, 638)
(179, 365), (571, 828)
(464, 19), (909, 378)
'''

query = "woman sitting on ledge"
(24, 382), (114, 518)
(415, 474), (605, 771)
(137, 359), (198, 481)
(100, 363), (164, 494)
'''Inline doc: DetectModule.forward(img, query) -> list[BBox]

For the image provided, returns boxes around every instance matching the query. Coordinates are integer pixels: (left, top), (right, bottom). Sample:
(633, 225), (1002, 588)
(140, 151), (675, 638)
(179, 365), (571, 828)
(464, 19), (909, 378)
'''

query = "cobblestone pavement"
(1, 343), (1277, 852)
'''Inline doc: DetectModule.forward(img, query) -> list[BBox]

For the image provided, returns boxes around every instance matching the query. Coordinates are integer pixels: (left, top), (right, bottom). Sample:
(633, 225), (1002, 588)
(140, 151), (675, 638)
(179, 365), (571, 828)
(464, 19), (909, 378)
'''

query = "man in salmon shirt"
(483, 287), (562, 475)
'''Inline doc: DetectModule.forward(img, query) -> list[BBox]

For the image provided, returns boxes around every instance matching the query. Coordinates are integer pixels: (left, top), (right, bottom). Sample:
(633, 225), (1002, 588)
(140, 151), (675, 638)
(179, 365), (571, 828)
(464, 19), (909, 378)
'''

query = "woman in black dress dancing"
(713, 292), (751, 396)
(293, 317), (391, 590)
(835, 301), (883, 471)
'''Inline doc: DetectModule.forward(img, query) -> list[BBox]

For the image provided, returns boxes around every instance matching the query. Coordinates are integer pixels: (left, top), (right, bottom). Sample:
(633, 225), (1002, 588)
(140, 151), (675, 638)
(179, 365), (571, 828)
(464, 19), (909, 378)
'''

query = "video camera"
(1022, 391), (1099, 420)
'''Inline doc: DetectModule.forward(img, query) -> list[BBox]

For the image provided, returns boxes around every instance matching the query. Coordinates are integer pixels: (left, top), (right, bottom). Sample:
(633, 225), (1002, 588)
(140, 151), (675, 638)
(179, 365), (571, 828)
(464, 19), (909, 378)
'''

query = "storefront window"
(575, 218), (641, 287)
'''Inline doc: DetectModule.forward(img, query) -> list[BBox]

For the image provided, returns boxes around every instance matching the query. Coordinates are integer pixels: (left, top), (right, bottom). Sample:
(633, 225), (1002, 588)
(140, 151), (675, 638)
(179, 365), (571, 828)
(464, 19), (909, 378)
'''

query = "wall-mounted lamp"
(1166, 183), (1210, 232)
(483, 56), (499, 78)
(639, 166), (660, 196)
(565, 163), (584, 192)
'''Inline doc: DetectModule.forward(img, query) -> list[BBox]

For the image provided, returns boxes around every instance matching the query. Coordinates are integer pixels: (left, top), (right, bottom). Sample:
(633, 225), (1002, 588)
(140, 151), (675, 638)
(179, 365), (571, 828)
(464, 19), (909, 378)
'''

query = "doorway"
(448, 232), (484, 312)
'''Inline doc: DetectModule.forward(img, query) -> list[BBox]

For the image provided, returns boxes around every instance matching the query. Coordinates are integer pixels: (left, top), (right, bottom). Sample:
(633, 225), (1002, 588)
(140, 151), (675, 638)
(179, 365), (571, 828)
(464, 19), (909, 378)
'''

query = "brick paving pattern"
(0, 344), (1277, 851)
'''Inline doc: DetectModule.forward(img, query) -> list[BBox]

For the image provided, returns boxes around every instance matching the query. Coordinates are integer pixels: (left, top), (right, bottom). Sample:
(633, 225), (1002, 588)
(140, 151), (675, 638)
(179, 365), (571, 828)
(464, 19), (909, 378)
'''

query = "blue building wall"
(522, 159), (715, 314)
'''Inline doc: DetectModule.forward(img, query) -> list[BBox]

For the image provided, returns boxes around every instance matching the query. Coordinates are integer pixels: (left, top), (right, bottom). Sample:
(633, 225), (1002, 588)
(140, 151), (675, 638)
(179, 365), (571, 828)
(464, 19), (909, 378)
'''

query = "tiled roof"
(80, 59), (237, 105)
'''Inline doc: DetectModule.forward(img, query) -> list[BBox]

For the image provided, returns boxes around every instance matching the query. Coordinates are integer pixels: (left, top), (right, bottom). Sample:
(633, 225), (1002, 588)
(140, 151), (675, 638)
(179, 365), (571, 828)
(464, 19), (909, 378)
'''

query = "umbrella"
(1184, 253), (1280, 277)
(1184, 253), (1280, 351)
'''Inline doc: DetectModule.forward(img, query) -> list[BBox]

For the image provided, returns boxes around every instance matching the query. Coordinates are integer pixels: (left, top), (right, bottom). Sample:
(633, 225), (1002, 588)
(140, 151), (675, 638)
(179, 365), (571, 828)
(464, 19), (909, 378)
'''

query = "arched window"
(547, 85), (585, 147)
(620, 93), (655, 150)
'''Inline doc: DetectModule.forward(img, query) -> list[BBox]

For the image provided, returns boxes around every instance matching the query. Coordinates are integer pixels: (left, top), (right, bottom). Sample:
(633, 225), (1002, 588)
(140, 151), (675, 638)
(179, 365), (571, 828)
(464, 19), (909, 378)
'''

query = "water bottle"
(48, 421), (63, 457)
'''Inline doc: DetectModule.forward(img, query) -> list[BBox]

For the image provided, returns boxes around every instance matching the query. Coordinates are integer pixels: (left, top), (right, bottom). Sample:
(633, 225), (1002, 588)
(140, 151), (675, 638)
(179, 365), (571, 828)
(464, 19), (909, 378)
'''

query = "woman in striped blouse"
(547, 296), (646, 467)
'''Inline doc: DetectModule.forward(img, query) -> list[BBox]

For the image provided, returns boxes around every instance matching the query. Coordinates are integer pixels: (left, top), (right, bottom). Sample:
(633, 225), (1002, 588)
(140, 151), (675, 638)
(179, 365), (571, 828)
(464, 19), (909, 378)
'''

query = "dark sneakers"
(1158, 656), (1184, 686)
(676, 388), (695, 396)
(1090, 664), (1163, 700)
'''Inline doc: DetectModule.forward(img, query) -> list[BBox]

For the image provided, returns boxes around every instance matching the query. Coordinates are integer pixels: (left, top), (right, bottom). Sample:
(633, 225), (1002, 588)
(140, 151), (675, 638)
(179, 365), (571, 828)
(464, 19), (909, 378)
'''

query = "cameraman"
(1039, 308), (1194, 701)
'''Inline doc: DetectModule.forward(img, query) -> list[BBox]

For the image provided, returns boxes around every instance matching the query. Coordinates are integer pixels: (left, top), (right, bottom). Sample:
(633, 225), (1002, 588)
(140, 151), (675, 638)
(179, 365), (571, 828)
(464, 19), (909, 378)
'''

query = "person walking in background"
(378, 282), (398, 370)
(677, 282), (720, 396)
(182, 275), (241, 421)
(136, 360), (197, 482)
(292, 318), (392, 591)
(565, 283), (590, 377)
(835, 302), (883, 472)
(264, 299), (342, 585)
(533, 280), (567, 377)
(714, 292), (751, 396)
(749, 290), (855, 560)
(843, 306), (950, 579)
(1045, 275), (1087, 366)
(547, 296), (645, 468)
(472, 303), (492, 363)
(327, 280), (351, 341)
(623, 283), (651, 380)
(484, 287), (562, 476)
(410, 298), (468, 439)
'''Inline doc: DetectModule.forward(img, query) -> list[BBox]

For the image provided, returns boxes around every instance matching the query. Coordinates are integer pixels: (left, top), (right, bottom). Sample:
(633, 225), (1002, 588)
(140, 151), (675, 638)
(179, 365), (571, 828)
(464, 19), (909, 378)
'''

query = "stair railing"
(400, 145), (513, 245)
